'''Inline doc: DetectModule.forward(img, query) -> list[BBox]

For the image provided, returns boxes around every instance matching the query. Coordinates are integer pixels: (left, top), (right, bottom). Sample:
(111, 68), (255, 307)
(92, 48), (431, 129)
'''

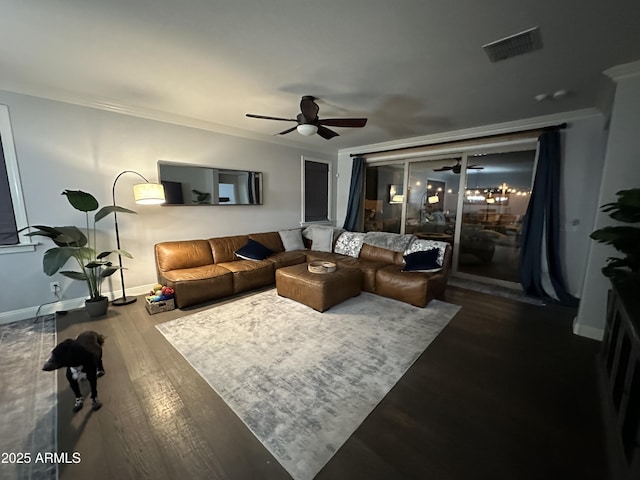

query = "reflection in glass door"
(363, 162), (406, 233)
(404, 158), (461, 239)
(456, 150), (536, 284)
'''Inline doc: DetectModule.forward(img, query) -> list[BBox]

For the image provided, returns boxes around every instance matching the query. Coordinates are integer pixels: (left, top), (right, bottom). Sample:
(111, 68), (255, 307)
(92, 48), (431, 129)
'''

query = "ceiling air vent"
(483, 26), (543, 63)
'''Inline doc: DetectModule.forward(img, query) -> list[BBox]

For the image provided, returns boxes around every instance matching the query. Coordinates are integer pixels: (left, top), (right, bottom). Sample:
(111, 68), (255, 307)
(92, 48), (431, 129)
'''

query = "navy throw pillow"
(235, 239), (273, 261)
(403, 249), (442, 272)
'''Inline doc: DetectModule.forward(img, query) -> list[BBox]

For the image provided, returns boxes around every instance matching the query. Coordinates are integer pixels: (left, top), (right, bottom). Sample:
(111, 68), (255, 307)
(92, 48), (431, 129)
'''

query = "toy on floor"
(147, 283), (175, 303)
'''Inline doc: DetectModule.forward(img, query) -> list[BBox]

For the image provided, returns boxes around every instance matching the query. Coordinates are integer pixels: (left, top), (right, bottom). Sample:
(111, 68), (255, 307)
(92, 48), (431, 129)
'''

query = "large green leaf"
(100, 266), (121, 278)
(24, 225), (63, 239)
(60, 270), (88, 281)
(97, 249), (133, 259)
(600, 189), (640, 223)
(617, 189), (640, 207)
(24, 225), (88, 247)
(590, 226), (640, 251)
(42, 247), (77, 275)
(95, 205), (137, 222)
(62, 190), (99, 212)
(85, 260), (111, 268)
(52, 226), (88, 247)
(75, 247), (97, 262)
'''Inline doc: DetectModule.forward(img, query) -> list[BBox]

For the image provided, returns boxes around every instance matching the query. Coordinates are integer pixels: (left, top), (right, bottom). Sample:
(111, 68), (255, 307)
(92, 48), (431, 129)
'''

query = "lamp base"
(112, 296), (137, 307)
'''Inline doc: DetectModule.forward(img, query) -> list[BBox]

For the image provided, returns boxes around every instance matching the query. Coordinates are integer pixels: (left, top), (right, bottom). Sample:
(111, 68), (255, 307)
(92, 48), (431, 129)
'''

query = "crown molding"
(0, 83), (333, 156)
(604, 59), (640, 82)
(338, 108), (601, 157)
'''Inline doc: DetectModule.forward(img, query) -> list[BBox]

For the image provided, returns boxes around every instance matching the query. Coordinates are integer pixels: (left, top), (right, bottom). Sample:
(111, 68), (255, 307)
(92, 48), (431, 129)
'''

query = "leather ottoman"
(275, 263), (362, 312)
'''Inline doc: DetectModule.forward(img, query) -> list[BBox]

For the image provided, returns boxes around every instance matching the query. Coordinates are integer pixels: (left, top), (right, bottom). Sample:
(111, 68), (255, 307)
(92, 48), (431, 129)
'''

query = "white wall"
(559, 115), (609, 296)
(0, 90), (332, 320)
(575, 68), (640, 339)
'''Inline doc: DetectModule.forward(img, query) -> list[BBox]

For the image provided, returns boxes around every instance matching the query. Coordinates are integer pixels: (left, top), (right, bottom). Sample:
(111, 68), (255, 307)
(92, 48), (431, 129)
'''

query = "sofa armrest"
(358, 243), (404, 265)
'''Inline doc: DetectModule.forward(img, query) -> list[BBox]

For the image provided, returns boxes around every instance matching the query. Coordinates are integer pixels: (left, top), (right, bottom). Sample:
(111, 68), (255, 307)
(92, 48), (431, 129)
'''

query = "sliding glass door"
(456, 150), (536, 284)
(363, 142), (538, 288)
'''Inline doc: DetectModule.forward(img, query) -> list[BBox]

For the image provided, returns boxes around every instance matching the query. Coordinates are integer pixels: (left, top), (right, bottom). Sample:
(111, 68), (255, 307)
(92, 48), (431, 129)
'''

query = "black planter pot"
(85, 296), (109, 317)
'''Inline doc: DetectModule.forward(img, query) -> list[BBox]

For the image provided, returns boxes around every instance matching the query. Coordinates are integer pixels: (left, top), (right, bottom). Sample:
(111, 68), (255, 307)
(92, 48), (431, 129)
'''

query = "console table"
(599, 280), (640, 480)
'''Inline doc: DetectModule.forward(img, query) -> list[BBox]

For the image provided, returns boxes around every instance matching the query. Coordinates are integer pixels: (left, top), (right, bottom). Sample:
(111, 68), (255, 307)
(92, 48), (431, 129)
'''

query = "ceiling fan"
(246, 95), (367, 140)
(433, 159), (484, 174)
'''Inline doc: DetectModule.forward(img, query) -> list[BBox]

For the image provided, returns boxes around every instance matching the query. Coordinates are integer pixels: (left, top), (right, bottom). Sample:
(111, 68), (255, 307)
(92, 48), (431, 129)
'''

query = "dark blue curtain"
(519, 130), (578, 306)
(342, 156), (365, 231)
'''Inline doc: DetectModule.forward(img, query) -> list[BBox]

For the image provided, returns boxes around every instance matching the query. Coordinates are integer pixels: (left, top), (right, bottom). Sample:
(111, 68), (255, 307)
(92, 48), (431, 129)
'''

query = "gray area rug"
(156, 289), (460, 480)
(0, 316), (57, 480)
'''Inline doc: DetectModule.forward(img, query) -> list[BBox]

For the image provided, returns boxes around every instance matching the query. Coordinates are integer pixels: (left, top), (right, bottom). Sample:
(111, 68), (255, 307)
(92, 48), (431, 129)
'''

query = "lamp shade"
(133, 183), (165, 205)
(297, 124), (318, 136)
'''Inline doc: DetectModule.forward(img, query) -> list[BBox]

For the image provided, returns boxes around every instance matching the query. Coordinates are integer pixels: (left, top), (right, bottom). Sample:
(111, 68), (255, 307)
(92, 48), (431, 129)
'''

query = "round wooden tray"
(308, 261), (337, 274)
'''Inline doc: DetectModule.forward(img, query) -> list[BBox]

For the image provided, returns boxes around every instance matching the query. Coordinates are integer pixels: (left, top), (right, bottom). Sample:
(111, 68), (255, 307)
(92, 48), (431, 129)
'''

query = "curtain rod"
(349, 122), (567, 158)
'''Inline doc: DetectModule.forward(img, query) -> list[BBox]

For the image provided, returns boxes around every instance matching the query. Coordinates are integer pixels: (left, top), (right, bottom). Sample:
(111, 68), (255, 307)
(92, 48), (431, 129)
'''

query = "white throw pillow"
(278, 229), (306, 251)
(312, 227), (334, 252)
(334, 231), (365, 257)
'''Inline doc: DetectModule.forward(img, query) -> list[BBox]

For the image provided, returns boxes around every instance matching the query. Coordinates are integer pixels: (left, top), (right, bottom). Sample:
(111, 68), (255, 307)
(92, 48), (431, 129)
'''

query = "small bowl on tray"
(308, 261), (337, 274)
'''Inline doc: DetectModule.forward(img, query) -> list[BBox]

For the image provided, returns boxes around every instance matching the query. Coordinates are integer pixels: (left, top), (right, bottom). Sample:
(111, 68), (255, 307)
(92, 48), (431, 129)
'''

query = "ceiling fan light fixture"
(296, 124), (318, 136)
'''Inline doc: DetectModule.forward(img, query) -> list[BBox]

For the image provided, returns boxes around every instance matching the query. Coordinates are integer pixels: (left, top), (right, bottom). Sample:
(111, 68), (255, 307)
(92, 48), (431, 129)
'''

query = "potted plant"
(590, 188), (640, 283)
(25, 190), (136, 316)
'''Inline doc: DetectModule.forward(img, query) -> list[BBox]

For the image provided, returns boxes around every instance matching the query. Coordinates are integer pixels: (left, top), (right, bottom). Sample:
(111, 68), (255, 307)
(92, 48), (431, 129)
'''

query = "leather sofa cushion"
(217, 259), (275, 293)
(306, 251), (350, 263)
(208, 235), (249, 263)
(162, 264), (231, 282)
(217, 259), (273, 274)
(267, 251), (307, 269)
(249, 232), (285, 253)
(160, 264), (233, 308)
(337, 257), (390, 292)
(155, 240), (214, 272)
(375, 265), (446, 308)
(359, 243), (404, 265)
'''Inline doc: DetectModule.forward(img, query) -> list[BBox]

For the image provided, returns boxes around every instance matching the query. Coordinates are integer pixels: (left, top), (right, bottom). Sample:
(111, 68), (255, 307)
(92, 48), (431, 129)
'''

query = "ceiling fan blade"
(432, 166), (453, 172)
(317, 125), (339, 140)
(276, 126), (298, 136)
(246, 113), (297, 122)
(468, 165), (484, 170)
(296, 112), (310, 124)
(300, 96), (319, 122)
(318, 118), (368, 128)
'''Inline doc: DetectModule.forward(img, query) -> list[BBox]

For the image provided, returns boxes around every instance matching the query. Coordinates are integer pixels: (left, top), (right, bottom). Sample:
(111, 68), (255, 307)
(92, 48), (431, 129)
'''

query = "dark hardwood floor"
(55, 286), (608, 480)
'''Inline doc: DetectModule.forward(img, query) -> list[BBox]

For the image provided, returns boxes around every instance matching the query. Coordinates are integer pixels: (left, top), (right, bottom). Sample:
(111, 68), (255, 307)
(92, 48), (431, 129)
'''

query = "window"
(301, 157), (331, 224)
(0, 132), (18, 244)
(0, 104), (34, 254)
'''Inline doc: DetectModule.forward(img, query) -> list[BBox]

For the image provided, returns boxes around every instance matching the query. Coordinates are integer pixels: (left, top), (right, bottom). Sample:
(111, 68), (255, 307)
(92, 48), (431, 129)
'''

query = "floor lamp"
(112, 170), (165, 306)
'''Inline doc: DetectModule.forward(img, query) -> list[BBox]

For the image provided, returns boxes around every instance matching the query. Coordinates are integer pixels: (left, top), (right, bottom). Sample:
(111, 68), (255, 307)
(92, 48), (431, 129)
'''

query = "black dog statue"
(43, 330), (105, 412)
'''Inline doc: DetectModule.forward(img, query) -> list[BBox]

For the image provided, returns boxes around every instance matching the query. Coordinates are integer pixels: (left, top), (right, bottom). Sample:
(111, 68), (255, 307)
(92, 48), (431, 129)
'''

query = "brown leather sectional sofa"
(154, 230), (451, 309)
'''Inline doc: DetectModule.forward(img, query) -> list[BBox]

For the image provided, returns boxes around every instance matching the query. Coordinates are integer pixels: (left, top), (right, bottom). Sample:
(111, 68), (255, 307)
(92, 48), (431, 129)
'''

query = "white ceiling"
(1, 0), (639, 153)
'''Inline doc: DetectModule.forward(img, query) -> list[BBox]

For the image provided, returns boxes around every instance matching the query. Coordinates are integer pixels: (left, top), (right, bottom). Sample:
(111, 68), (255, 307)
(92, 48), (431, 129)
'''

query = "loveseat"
(154, 227), (451, 309)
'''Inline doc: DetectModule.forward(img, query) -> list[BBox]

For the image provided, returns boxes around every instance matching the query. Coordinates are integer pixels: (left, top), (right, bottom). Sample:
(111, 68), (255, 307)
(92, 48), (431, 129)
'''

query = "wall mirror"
(157, 161), (263, 205)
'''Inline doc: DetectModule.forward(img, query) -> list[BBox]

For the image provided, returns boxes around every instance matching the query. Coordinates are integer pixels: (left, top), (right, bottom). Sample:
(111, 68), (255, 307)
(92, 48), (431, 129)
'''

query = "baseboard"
(0, 283), (157, 325)
(572, 317), (604, 341)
